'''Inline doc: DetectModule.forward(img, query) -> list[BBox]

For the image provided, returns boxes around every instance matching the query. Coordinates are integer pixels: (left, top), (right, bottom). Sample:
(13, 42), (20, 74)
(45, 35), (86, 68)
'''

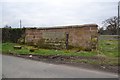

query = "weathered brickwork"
(25, 24), (98, 50)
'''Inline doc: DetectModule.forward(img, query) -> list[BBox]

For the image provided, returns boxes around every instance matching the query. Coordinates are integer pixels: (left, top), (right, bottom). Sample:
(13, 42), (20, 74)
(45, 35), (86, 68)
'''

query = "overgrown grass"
(0, 39), (119, 66)
(1, 42), (96, 57)
(1, 38), (119, 58)
(98, 40), (119, 57)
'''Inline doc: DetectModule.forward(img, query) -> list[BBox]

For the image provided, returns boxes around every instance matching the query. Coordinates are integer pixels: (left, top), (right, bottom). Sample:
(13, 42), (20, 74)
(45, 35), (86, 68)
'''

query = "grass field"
(1, 42), (96, 57)
(0, 35), (119, 66)
(1, 38), (119, 58)
(98, 40), (118, 57)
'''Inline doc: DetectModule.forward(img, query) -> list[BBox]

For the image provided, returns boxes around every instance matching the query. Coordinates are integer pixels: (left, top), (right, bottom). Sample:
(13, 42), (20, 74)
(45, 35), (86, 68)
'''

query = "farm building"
(24, 24), (98, 50)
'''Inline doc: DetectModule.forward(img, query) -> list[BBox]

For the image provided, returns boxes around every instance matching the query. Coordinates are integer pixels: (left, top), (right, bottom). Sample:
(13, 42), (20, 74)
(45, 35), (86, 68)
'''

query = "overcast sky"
(0, 0), (119, 28)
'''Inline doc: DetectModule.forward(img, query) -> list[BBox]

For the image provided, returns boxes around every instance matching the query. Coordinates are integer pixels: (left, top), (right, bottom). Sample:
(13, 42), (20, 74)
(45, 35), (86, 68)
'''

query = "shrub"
(2, 28), (25, 43)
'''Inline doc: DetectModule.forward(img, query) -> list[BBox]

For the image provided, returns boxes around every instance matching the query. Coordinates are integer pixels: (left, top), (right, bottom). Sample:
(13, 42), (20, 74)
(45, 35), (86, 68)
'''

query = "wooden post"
(66, 33), (69, 49)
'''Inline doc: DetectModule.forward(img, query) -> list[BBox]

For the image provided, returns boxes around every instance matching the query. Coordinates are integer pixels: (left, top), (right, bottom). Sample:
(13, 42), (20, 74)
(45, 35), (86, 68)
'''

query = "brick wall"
(25, 24), (98, 50)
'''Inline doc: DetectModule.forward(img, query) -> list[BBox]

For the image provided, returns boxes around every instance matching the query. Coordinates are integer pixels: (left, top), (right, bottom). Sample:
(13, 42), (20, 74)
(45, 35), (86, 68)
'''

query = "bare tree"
(102, 16), (119, 35)
(98, 27), (104, 34)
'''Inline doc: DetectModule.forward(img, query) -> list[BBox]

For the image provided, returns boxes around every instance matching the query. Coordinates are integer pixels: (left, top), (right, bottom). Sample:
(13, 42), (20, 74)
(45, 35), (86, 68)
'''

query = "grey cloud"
(2, 1), (118, 28)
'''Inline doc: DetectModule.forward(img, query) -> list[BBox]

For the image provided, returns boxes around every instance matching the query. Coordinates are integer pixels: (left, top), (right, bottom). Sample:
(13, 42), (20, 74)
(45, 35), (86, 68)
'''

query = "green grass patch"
(1, 42), (96, 57)
(98, 40), (119, 57)
(1, 39), (119, 66)
(1, 39), (119, 58)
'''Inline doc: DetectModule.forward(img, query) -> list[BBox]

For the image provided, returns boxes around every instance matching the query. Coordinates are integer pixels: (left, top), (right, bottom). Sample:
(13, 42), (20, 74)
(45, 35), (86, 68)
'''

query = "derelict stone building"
(25, 24), (98, 50)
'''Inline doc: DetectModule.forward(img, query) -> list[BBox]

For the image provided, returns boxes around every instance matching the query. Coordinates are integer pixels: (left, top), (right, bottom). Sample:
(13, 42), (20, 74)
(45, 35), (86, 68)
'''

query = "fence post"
(66, 33), (69, 49)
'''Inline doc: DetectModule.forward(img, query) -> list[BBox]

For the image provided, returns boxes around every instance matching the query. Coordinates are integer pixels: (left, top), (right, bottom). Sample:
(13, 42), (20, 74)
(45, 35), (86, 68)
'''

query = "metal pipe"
(20, 20), (22, 28)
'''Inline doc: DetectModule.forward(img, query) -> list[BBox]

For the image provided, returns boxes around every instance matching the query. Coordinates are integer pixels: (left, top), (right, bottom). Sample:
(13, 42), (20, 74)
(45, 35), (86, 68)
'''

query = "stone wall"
(25, 24), (98, 50)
